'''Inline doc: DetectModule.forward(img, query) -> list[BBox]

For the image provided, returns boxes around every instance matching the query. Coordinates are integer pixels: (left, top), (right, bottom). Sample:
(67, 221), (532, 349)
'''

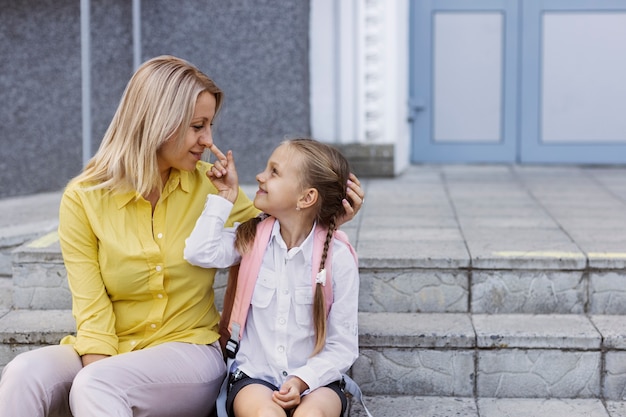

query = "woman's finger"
(208, 143), (227, 165)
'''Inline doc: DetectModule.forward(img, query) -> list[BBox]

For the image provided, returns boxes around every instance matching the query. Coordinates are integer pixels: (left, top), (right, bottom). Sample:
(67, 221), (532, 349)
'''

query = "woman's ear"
(298, 188), (318, 210)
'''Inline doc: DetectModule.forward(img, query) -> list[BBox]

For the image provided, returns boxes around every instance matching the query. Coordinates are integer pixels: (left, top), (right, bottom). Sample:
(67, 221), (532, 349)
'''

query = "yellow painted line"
(27, 231), (59, 248)
(493, 251), (583, 259)
(588, 252), (626, 259)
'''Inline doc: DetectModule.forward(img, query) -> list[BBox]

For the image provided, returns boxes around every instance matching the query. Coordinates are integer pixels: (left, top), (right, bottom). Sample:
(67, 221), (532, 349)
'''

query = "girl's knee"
(292, 408), (325, 417)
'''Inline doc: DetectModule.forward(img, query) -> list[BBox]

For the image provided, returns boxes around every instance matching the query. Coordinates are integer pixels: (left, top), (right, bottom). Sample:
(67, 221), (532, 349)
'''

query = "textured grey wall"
(0, 0), (310, 198)
(0, 0), (83, 198)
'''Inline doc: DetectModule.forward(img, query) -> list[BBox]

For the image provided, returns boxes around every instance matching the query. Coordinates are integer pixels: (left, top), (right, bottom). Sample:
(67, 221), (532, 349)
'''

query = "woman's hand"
(81, 354), (109, 367)
(337, 173), (365, 227)
(207, 143), (239, 203)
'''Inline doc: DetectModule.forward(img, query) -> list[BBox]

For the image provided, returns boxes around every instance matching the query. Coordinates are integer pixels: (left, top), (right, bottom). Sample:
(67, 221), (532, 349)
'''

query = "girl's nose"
(256, 172), (264, 183)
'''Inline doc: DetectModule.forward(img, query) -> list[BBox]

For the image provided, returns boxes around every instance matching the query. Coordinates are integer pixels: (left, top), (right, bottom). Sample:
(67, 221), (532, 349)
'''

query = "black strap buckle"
(225, 339), (239, 359)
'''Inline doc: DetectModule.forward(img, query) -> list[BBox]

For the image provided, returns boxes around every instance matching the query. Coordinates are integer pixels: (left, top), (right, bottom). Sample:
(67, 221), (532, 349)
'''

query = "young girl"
(184, 138), (360, 417)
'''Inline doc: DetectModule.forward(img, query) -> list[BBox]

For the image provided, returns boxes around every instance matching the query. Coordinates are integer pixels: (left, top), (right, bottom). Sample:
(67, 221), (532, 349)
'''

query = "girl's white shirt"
(184, 195), (360, 392)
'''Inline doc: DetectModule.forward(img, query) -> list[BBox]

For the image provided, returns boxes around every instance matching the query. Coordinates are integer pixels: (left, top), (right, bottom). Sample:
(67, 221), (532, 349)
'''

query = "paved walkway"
(2, 165), (626, 264)
(352, 164), (626, 270)
(2, 164), (626, 277)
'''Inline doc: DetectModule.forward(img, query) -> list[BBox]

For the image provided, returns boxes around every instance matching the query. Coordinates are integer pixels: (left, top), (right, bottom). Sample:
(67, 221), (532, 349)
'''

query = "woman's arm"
(58, 187), (117, 358)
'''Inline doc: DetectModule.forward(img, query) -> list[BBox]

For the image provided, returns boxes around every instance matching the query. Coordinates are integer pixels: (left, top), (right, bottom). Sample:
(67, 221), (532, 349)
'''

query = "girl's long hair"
(235, 138), (353, 355)
(70, 55), (223, 196)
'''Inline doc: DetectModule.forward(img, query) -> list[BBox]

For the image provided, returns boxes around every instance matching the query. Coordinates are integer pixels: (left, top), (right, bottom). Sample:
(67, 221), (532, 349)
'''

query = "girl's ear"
(298, 187), (318, 210)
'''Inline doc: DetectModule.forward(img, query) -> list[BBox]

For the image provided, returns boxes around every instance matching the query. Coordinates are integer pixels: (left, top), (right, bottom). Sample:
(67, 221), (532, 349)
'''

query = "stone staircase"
(2, 166), (626, 417)
(346, 166), (626, 416)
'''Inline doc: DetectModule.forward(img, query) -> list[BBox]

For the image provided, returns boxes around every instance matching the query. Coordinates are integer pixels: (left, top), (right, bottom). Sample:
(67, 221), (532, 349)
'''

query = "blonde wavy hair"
(70, 55), (223, 196)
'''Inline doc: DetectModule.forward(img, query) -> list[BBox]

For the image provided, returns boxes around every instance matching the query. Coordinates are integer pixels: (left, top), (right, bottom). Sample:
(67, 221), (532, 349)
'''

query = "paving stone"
(349, 396), (478, 417)
(359, 269), (468, 313)
(591, 316), (626, 350)
(589, 272), (626, 314)
(0, 278), (12, 310)
(12, 259), (70, 309)
(604, 352), (626, 401)
(473, 314), (600, 350)
(352, 348), (474, 397)
(357, 238), (470, 269)
(0, 309), (74, 344)
(471, 270), (586, 314)
(477, 398), (609, 417)
(606, 401), (626, 417)
(359, 312), (474, 348)
(477, 350), (601, 398)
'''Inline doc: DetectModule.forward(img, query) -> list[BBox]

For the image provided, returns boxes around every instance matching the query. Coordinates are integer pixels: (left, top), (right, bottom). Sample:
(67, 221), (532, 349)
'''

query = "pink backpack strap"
(225, 217), (275, 358)
(314, 228), (357, 316)
(311, 226), (356, 316)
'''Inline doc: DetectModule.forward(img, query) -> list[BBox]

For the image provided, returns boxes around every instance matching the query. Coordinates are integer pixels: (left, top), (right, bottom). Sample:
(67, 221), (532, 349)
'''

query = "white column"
(310, 0), (410, 174)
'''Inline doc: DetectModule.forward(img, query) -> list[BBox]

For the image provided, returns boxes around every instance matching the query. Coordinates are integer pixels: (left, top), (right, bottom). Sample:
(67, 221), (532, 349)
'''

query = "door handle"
(408, 98), (425, 122)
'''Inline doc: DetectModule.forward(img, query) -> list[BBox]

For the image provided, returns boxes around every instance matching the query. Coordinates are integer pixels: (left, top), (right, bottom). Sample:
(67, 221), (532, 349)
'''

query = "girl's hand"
(337, 172), (365, 227)
(272, 377), (307, 409)
(207, 144), (239, 203)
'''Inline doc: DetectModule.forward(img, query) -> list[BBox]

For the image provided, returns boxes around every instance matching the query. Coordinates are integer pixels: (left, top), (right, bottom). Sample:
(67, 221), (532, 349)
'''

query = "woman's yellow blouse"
(57, 162), (260, 357)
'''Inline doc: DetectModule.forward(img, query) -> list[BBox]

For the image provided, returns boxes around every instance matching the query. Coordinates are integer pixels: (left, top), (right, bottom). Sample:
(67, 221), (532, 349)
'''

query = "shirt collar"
(270, 219), (317, 261)
(112, 168), (190, 209)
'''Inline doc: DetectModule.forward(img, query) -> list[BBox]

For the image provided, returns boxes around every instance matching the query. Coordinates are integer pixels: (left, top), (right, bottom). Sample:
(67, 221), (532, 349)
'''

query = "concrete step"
(354, 312), (626, 400)
(10, 231), (626, 315)
(0, 309), (75, 370)
(349, 396), (626, 417)
(0, 190), (61, 281)
(0, 221), (58, 310)
(2, 309), (625, 402)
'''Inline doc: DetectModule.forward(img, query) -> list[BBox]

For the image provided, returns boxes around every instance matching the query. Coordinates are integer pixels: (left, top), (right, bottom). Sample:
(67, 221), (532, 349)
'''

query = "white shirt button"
(278, 318), (286, 325)
(157, 293), (164, 299)
(150, 323), (157, 329)
(130, 340), (137, 346)
(277, 345), (285, 353)
(157, 233), (163, 239)
(156, 265), (162, 272)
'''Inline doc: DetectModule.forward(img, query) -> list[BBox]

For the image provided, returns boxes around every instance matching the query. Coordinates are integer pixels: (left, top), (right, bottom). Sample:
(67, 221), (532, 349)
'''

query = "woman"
(0, 55), (363, 417)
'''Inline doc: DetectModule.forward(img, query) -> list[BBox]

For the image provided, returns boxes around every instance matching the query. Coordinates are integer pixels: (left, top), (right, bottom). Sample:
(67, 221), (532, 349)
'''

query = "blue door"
(410, 0), (519, 163)
(410, 0), (626, 164)
(520, 0), (626, 163)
